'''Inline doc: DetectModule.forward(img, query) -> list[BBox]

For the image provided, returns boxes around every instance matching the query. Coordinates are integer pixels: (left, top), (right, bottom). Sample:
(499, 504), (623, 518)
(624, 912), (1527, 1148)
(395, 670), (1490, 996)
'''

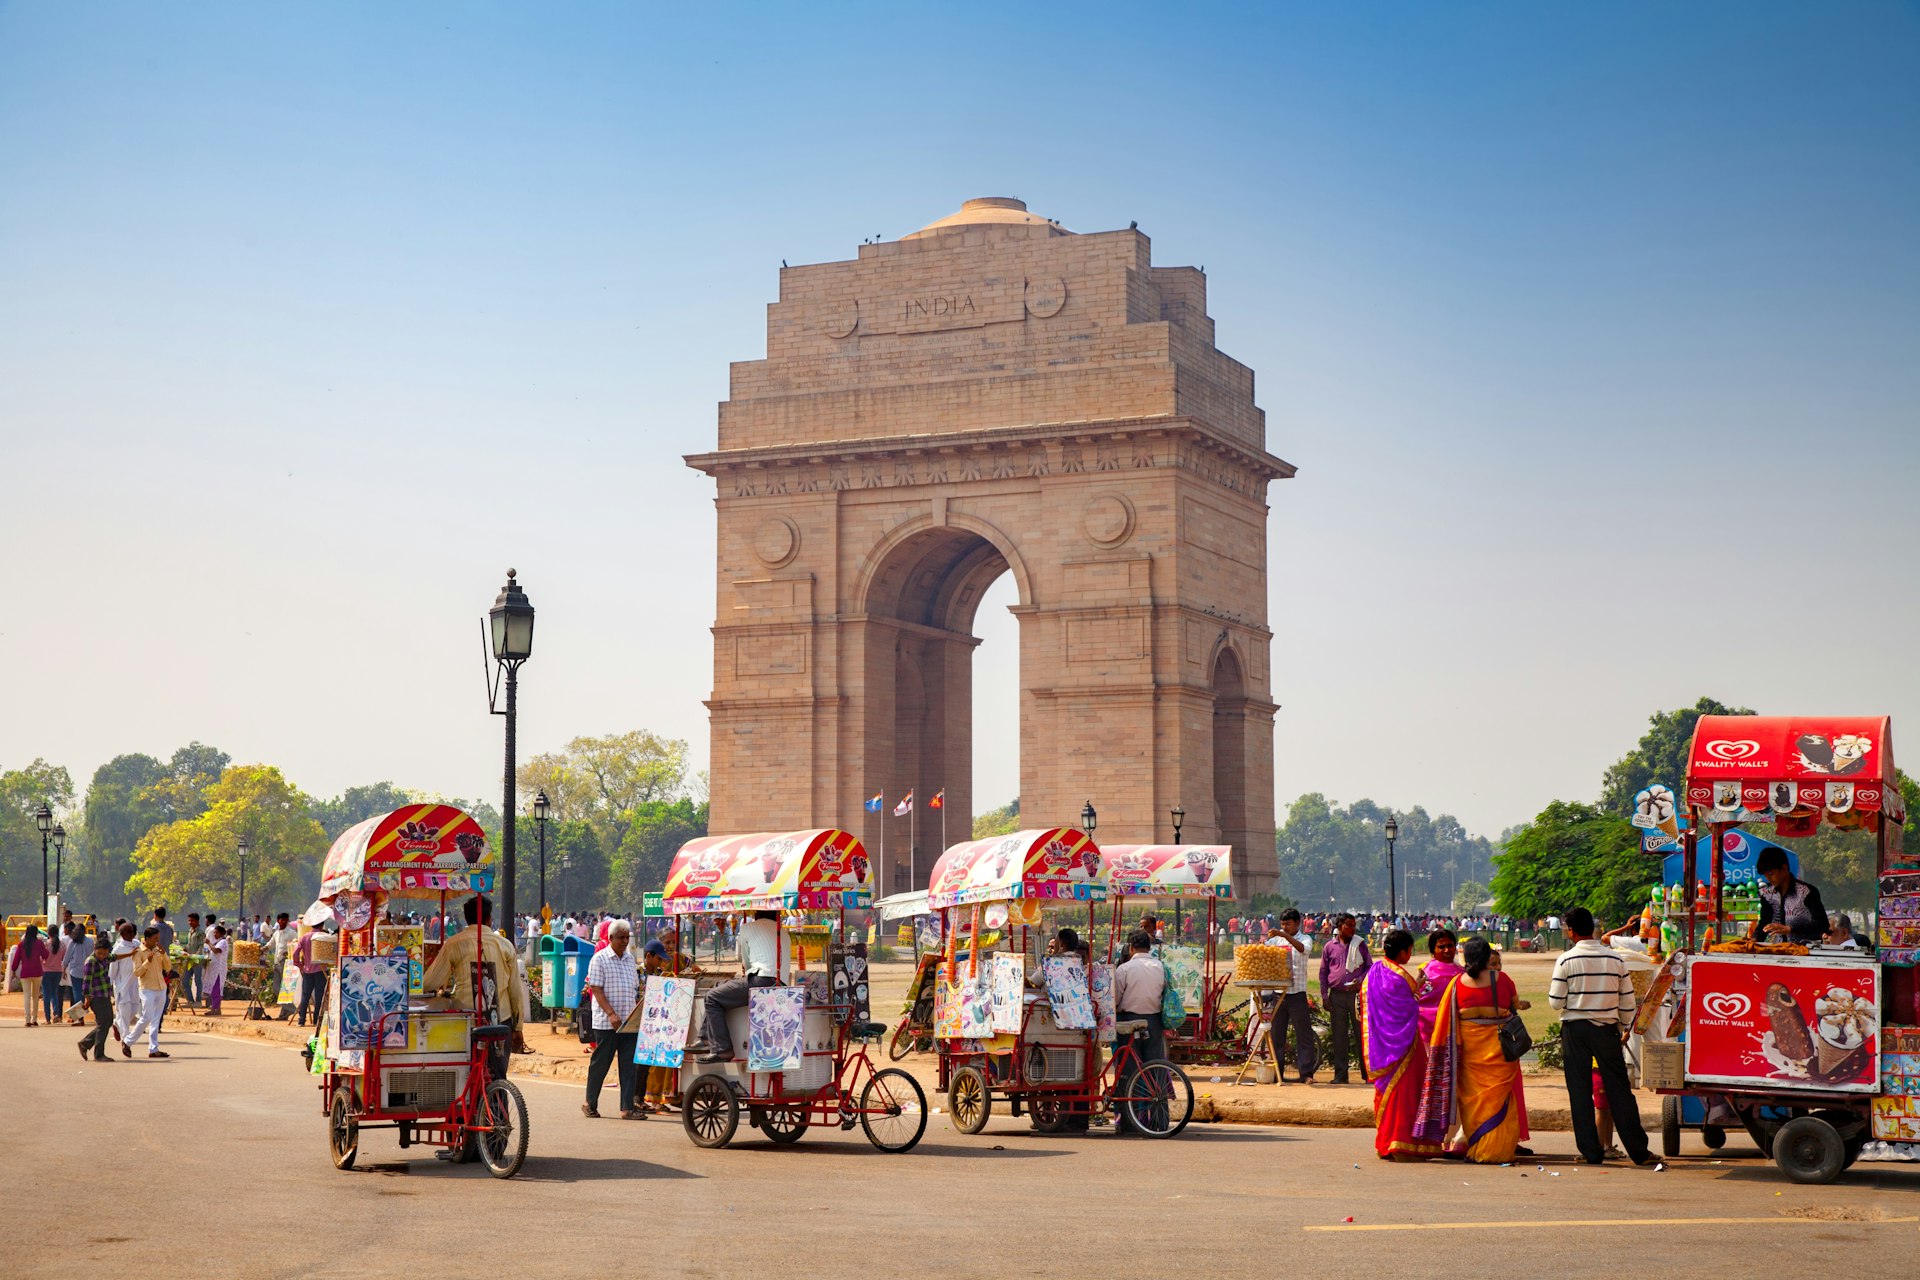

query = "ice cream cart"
(312, 804), (530, 1178)
(1646, 715), (1912, 1183)
(1099, 844), (1237, 1062)
(656, 829), (928, 1153)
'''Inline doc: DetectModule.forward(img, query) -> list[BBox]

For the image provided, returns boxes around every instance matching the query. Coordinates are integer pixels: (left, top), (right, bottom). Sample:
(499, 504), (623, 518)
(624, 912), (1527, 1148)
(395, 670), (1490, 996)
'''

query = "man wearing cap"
(639, 938), (695, 1113)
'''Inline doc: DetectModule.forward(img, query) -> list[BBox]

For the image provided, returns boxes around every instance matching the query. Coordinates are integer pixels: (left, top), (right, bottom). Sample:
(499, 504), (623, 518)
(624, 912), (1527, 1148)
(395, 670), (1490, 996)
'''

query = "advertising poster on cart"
(633, 975), (696, 1068)
(748, 984), (807, 1072)
(990, 952), (1025, 1033)
(337, 953), (410, 1050)
(1685, 957), (1879, 1092)
(1042, 956), (1094, 1029)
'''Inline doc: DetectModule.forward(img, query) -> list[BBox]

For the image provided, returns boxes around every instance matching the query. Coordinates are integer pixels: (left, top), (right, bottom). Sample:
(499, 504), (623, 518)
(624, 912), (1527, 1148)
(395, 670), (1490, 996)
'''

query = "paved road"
(5, 1020), (1916, 1278)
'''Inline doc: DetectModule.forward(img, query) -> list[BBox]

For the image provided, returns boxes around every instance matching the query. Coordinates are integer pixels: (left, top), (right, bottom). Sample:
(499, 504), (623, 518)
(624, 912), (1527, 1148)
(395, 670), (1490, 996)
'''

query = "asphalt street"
(4, 1018), (1916, 1278)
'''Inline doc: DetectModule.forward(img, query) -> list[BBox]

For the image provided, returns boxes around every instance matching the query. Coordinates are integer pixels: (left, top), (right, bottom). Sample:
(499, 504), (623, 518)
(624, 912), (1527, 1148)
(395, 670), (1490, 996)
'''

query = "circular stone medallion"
(752, 516), (800, 568)
(1024, 277), (1067, 319)
(1081, 493), (1135, 548)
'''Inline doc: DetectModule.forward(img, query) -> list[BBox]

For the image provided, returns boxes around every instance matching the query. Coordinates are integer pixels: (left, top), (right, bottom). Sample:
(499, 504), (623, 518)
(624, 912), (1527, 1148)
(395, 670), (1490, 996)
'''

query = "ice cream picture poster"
(633, 975), (697, 1068)
(989, 952), (1024, 1034)
(338, 953), (410, 1050)
(747, 984), (807, 1072)
(1686, 958), (1878, 1091)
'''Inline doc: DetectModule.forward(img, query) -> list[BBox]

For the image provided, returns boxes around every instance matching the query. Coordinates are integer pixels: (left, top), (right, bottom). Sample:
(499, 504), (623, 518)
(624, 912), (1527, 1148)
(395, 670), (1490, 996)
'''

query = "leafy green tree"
(310, 782), (417, 840)
(0, 759), (76, 911)
(1600, 698), (1754, 816)
(1275, 793), (1496, 912)
(607, 799), (710, 910)
(126, 764), (327, 916)
(76, 753), (171, 914)
(517, 730), (692, 855)
(1490, 801), (1649, 926)
(1453, 879), (1490, 915)
(973, 798), (1021, 839)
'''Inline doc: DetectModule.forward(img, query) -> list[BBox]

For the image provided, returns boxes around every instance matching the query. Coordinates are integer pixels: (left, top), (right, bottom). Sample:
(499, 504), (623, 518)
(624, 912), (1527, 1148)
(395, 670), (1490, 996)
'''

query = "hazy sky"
(3, 2), (1916, 842)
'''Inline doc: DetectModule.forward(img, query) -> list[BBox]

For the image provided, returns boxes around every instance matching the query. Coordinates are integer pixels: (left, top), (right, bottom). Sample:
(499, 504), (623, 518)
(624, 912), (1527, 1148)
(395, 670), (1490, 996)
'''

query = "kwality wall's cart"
(313, 804), (530, 1178)
(1643, 715), (1912, 1183)
(1100, 844), (1238, 1063)
(658, 829), (928, 1153)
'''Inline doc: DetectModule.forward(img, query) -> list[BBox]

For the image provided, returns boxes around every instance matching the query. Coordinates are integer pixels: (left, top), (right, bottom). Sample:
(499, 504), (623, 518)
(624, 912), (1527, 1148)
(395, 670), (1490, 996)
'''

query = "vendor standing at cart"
(422, 894), (530, 1077)
(695, 909), (787, 1064)
(1748, 847), (1830, 945)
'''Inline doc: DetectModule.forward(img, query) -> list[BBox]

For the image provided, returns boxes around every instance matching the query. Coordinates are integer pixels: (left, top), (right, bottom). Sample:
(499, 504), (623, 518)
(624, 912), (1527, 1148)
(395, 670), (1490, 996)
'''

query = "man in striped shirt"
(1547, 908), (1652, 1166)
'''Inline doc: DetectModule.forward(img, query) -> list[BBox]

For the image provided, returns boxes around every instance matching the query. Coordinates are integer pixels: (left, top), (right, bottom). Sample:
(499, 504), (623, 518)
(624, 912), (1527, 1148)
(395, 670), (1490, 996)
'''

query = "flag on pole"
(928, 791), (944, 809)
(893, 792), (914, 816)
(865, 793), (884, 813)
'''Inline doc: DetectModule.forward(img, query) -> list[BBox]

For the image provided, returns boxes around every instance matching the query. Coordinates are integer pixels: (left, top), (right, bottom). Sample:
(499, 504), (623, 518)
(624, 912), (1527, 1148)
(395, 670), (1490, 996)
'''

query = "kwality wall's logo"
(1699, 992), (1753, 1023)
(1693, 739), (1764, 772)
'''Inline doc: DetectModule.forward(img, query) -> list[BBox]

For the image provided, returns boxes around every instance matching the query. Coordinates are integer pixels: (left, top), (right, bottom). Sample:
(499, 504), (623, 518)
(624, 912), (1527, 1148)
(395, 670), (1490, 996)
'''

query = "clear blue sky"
(3, 2), (1915, 840)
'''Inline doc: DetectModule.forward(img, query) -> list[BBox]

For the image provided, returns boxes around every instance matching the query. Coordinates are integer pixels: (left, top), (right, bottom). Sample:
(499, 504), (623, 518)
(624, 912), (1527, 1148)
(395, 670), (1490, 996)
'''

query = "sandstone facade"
(688, 198), (1292, 895)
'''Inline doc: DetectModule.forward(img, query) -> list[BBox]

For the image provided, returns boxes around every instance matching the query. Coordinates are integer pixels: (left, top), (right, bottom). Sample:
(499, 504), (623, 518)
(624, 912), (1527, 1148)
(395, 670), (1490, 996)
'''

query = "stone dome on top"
(902, 197), (1072, 240)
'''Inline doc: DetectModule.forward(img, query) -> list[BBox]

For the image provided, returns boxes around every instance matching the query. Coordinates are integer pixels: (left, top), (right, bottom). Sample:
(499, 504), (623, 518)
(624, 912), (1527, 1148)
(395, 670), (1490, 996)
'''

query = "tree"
(1600, 698), (1754, 816)
(544, 818), (609, 913)
(1453, 879), (1490, 915)
(76, 753), (171, 914)
(1275, 793), (1497, 912)
(516, 730), (691, 851)
(0, 759), (76, 911)
(126, 765), (328, 917)
(311, 782), (417, 841)
(607, 799), (709, 910)
(1490, 801), (1648, 926)
(973, 798), (1020, 839)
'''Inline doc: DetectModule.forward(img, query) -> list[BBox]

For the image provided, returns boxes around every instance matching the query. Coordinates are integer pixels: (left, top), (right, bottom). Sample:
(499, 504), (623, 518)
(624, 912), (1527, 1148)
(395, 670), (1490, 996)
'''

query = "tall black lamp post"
(533, 788), (550, 933)
(34, 803), (52, 905)
(1170, 805), (1185, 937)
(237, 835), (250, 920)
(487, 569), (536, 944)
(52, 824), (67, 897)
(1080, 801), (1097, 835)
(1384, 815), (1399, 917)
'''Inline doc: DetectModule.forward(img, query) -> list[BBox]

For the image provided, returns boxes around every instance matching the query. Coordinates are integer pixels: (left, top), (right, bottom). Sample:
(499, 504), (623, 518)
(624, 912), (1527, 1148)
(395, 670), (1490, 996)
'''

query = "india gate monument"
(687, 198), (1292, 896)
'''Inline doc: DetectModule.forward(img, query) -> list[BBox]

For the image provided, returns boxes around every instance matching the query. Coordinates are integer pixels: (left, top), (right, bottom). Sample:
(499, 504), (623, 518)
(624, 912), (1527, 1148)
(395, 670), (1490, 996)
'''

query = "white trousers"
(114, 979), (140, 1040)
(130, 987), (166, 1052)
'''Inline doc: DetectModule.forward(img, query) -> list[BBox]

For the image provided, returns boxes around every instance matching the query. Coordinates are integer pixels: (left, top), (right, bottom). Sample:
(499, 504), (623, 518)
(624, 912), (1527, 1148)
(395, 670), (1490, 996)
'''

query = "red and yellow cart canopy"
(1685, 716), (1904, 824)
(319, 804), (492, 899)
(926, 828), (1105, 910)
(661, 829), (871, 915)
(1101, 845), (1234, 899)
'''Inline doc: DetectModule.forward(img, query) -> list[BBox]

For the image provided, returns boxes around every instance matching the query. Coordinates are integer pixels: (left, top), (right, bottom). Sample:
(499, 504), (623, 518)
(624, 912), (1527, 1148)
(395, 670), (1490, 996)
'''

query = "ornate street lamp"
(237, 834), (250, 919)
(34, 803), (52, 905)
(486, 569), (535, 943)
(1383, 815), (1400, 917)
(1080, 801), (1097, 834)
(1170, 805), (1185, 844)
(52, 824), (67, 896)
(1170, 805), (1186, 937)
(533, 788), (550, 934)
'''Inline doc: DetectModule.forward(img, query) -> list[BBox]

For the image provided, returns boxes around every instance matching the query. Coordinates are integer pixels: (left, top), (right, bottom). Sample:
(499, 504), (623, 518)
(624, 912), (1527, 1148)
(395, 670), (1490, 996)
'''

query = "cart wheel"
(1121, 1060), (1195, 1139)
(1702, 1124), (1727, 1151)
(1660, 1096), (1682, 1159)
(476, 1079), (530, 1179)
(683, 1074), (739, 1149)
(328, 1086), (359, 1171)
(1030, 1095), (1071, 1134)
(948, 1065), (991, 1135)
(860, 1067), (928, 1153)
(759, 1103), (809, 1145)
(1773, 1115), (1846, 1185)
(886, 1018), (917, 1062)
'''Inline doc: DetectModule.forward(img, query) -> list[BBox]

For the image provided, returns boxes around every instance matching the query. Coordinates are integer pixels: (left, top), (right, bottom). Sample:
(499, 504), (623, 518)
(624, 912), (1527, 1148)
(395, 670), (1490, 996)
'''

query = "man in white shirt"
(1547, 907), (1652, 1166)
(581, 923), (641, 1118)
(1269, 908), (1318, 1083)
(695, 910), (787, 1063)
(1110, 930), (1167, 1135)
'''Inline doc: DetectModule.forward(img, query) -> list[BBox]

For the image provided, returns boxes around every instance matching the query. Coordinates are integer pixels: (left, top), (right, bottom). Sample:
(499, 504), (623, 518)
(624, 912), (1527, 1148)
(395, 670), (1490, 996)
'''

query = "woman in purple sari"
(1359, 930), (1441, 1161)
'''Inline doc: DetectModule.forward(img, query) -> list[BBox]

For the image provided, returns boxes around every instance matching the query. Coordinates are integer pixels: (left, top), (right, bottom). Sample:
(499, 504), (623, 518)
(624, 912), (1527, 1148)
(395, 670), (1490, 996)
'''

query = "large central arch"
(688, 197), (1293, 894)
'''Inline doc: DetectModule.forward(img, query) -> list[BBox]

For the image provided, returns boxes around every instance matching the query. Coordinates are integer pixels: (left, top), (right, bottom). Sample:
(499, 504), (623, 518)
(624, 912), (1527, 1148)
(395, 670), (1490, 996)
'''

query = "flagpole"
(910, 797), (917, 891)
(880, 795), (886, 900)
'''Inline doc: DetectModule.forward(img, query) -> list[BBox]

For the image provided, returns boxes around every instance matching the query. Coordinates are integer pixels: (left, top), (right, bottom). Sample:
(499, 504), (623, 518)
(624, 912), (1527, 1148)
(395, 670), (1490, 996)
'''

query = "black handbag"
(1496, 976), (1532, 1062)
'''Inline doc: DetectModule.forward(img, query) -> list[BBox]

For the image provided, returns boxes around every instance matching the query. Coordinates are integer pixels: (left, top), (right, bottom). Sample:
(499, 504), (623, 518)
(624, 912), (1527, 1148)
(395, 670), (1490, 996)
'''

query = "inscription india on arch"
(859, 281), (1023, 335)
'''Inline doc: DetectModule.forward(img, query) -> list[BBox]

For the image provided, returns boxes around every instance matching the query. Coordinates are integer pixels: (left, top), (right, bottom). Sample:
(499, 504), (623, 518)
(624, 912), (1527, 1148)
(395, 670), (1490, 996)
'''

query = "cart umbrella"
(661, 829), (872, 915)
(925, 828), (1106, 910)
(1099, 845), (1234, 899)
(1685, 716), (1904, 827)
(318, 804), (493, 900)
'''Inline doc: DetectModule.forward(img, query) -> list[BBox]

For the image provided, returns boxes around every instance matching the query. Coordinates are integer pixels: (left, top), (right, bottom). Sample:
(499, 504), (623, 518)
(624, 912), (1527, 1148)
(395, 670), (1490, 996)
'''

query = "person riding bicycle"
(422, 893), (530, 1070)
(1111, 929), (1168, 1136)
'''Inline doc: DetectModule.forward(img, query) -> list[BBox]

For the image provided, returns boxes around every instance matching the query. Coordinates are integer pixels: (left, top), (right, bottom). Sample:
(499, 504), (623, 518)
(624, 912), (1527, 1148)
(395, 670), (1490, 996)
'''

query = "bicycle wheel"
(477, 1079), (530, 1178)
(328, 1086), (358, 1171)
(947, 1065), (991, 1135)
(861, 1067), (928, 1153)
(886, 1018), (916, 1062)
(758, 1103), (810, 1145)
(1120, 1060), (1193, 1139)
(683, 1074), (739, 1149)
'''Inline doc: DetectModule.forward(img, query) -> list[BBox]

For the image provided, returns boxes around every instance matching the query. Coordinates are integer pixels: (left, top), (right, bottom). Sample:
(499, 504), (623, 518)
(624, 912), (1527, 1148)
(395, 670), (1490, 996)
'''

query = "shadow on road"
(480, 1156), (705, 1183)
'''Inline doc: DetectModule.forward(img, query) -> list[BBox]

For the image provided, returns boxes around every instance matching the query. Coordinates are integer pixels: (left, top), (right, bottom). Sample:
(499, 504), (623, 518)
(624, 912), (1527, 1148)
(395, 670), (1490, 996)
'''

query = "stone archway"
(688, 197), (1293, 893)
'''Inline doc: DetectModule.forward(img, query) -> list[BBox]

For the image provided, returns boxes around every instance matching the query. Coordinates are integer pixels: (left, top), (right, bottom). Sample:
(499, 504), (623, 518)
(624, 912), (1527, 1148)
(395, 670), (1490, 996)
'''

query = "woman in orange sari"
(1415, 936), (1522, 1164)
(1359, 930), (1441, 1161)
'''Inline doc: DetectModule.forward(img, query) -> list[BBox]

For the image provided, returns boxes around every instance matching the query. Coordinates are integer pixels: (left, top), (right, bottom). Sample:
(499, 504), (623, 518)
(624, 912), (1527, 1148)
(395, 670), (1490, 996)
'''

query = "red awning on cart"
(1684, 716), (1903, 822)
(925, 828), (1105, 909)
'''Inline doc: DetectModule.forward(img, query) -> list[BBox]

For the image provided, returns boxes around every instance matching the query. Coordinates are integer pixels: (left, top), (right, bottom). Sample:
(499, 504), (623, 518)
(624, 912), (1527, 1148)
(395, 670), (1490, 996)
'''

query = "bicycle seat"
(849, 1021), (888, 1042)
(1113, 1019), (1148, 1036)
(471, 1024), (514, 1043)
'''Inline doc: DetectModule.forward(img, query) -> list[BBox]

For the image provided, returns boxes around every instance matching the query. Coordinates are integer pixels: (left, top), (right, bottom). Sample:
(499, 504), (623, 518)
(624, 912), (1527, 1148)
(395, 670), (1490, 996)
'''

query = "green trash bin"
(538, 934), (566, 1008)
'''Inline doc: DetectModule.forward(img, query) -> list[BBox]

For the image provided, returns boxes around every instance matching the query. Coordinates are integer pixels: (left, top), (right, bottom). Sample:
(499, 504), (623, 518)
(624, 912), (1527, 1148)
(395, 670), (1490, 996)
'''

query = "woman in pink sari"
(1360, 930), (1442, 1162)
(1416, 929), (1462, 1044)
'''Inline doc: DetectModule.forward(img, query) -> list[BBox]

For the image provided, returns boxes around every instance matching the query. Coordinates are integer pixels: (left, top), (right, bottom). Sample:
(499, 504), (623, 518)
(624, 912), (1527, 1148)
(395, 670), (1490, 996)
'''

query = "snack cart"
(658, 829), (928, 1153)
(929, 828), (1196, 1138)
(1644, 715), (1912, 1183)
(1100, 844), (1238, 1062)
(312, 804), (530, 1178)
